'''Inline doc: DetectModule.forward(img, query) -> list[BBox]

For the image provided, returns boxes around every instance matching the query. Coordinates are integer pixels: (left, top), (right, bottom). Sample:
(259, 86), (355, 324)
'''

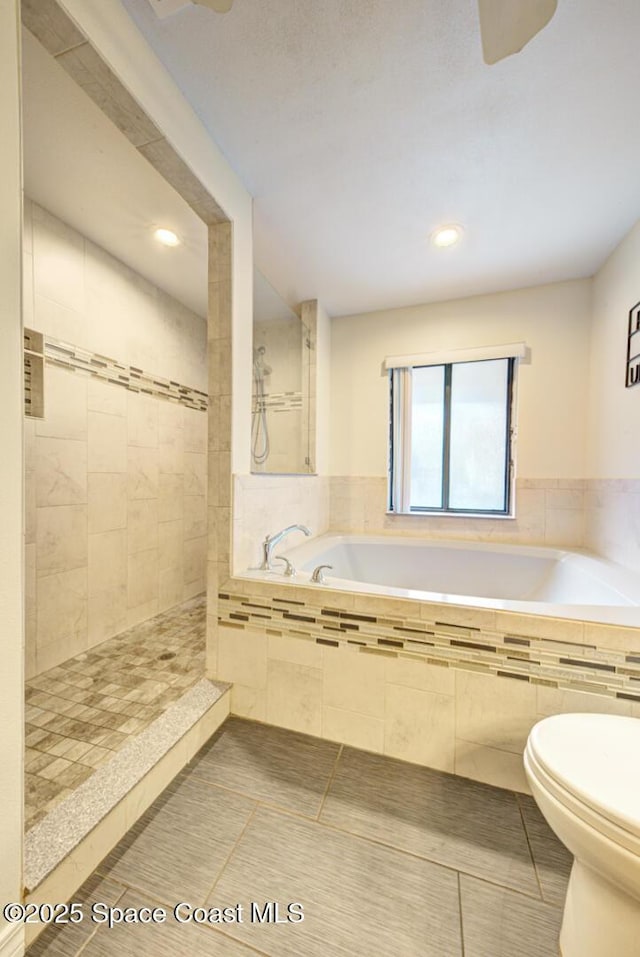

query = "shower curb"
(24, 678), (230, 893)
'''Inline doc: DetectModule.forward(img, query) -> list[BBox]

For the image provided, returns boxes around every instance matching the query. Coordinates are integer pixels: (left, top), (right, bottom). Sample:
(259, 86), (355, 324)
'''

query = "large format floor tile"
(211, 805), (463, 957)
(81, 891), (263, 957)
(460, 874), (563, 957)
(97, 773), (255, 904)
(320, 747), (540, 895)
(186, 717), (340, 817)
(27, 718), (570, 957)
(26, 875), (125, 957)
(518, 793), (573, 905)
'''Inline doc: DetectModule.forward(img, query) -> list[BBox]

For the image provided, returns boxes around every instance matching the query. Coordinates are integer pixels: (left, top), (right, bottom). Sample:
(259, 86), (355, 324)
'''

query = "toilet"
(524, 713), (640, 957)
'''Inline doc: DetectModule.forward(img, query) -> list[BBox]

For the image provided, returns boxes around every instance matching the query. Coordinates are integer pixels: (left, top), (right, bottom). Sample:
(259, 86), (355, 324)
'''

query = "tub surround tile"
(266, 658), (323, 736)
(454, 739), (530, 793)
(384, 683), (455, 770)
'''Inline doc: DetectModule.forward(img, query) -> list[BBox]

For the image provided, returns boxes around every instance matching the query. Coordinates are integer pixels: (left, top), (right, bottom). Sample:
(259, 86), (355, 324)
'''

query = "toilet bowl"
(524, 713), (640, 957)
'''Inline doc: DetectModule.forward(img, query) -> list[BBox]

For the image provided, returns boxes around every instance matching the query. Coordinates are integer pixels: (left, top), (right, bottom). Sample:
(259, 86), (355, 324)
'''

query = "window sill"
(386, 510), (516, 520)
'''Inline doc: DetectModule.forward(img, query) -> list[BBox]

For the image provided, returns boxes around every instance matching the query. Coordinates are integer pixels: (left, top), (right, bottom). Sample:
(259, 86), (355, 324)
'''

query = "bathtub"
(243, 534), (640, 627)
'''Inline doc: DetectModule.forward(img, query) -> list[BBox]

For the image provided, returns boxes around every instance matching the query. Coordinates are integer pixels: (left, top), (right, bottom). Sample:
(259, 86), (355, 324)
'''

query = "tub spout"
(260, 524), (311, 570)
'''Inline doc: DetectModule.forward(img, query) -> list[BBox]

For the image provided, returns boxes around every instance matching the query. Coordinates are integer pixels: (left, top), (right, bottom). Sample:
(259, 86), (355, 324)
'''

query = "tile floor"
(25, 597), (205, 829)
(27, 717), (572, 957)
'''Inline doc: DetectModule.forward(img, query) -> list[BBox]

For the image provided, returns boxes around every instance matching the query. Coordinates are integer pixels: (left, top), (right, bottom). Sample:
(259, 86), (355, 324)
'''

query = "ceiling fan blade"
(192, 0), (234, 12)
(478, 0), (557, 64)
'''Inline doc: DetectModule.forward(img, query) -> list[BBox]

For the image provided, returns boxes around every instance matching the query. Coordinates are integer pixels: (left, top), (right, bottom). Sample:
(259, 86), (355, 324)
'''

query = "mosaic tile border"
(44, 336), (208, 411)
(253, 390), (303, 414)
(218, 590), (640, 702)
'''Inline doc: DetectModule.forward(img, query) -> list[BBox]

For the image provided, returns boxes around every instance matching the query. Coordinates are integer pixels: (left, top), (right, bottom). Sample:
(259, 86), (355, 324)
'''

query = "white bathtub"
(243, 534), (640, 626)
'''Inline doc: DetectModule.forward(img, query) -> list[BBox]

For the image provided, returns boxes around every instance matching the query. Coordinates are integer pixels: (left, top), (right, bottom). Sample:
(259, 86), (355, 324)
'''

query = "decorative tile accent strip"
(44, 336), (208, 411)
(218, 590), (640, 701)
(253, 390), (303, 414)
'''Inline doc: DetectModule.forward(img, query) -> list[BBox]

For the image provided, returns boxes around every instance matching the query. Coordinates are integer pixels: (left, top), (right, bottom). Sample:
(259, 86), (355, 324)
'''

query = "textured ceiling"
(122, 0), (640, 316)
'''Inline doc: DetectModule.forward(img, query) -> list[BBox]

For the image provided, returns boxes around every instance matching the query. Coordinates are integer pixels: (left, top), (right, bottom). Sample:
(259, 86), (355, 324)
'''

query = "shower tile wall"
(23, 200), (208, 679)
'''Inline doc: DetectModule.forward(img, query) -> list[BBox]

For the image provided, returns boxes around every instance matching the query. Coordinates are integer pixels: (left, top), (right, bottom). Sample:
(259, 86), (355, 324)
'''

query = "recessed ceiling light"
(154, 227), (181, 247)
(431, 224), (463, 248)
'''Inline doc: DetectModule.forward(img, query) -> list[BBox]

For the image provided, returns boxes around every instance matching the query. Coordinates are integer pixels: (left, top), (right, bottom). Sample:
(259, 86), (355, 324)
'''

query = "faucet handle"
(311, 564), (333, 584)
(274, 555), (296, 577)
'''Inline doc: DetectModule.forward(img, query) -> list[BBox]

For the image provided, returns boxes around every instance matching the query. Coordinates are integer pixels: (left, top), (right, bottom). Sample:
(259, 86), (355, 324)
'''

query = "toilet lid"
(529, 713), (640, 837)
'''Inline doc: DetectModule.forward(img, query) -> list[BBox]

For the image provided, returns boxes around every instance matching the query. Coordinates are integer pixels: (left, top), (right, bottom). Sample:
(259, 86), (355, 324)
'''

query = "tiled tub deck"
(26, 717), (572, 957)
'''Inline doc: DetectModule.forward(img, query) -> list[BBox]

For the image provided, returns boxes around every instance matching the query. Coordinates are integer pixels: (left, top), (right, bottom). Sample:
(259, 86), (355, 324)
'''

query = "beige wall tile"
(183, 578), (205, 600)
(159, 520), (183, 571)
(25, 470), (37, 545)
(267, 634), (323, 668)
(217, 625), (267, 689)
(36, 366), (88, 440)
(127, 548), (158, 609)
(230, 684), (267, 721)
(159, 473), (184, 523)
(88, 473), (127, 534)
(36, 436), (87, 506)
(36, 567), (87, 648)
(454, 739), (530, 793)
(88, 586), (127, 647)
(158, 400), (184, 445)
(87, 378), (127, 416)
(184, 535), (207, 585)
(536, 685), (632, 718)
(384, 683), (455, 771)
(266, 658), (323, 736)
(455, 670), (537, 754)
(127, 499), (158, 554)
(183, 494), (206, 541)
(323, 647), (385, 718)
(127, 446), (159, 500)
(323, 705), (384, 752)
(184, 451), (206, 495)
(127, 393), (158, 448)
(158, 566), (184, 613)
(88, 529), (126, 595)
(127, 598), (159, 629)
(88, 412), (127, 473)
(183, 407), (207, 452)
(36, 504), (87, 578)
(384, 655), (455, 695)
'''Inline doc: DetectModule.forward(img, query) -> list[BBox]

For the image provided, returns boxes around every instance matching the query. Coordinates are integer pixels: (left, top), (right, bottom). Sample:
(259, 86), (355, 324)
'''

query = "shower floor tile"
(24, 596), (206, 829)
(27, 718), (572, 957)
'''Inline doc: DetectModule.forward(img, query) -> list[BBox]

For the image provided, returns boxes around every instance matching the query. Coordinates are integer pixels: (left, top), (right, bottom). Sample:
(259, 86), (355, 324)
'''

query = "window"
(389, 355), (516, 515)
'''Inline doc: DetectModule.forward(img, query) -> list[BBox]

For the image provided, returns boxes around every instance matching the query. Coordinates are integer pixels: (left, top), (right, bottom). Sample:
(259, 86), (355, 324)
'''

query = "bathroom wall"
(585, 217), (640, 570)
(329, 279), (591, 545)
(24, 199), (208, 678)
(0, 0), (25, 947)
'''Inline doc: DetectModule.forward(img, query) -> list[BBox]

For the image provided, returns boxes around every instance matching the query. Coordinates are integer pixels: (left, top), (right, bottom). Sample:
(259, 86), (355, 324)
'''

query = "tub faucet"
(260, 524), (311, 570)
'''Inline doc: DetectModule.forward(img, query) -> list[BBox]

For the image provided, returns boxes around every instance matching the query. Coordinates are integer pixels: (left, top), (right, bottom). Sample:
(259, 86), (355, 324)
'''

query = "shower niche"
(251, 270), (316, 474)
